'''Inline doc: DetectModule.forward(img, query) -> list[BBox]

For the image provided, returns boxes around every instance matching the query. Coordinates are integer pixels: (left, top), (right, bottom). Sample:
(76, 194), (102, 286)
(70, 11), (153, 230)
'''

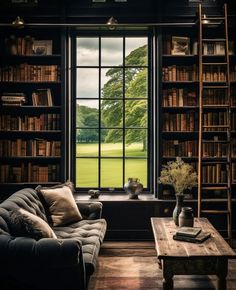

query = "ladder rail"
(197, 4), (232, 244)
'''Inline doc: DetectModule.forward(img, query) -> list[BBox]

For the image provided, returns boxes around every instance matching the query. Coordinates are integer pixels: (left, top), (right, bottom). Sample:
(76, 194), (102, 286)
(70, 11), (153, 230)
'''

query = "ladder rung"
(202, 17), (225, 20)
(202, 104), (229, 108)
(202, 140), (230, 143)
(201, 186), (229, 190)
(202, 125), (230, 128)
(201, 210), (230, 214)
(203, 86), (228, 88)
(202, 38), (226, 42)
(202, 63), (228, 65)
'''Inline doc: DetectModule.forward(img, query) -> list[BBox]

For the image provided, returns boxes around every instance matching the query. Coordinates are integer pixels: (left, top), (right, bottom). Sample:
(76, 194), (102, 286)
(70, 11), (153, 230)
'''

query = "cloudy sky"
(76, 37), (147, 108)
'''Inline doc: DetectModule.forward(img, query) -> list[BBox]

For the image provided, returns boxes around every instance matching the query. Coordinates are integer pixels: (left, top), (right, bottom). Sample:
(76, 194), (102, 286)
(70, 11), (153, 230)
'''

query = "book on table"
(173, 231), (211, 243)
(175, 227), (202, 238)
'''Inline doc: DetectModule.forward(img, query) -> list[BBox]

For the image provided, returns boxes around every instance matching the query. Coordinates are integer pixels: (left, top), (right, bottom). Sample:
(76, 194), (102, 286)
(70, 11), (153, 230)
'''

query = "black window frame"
(71, 29), (154, 193)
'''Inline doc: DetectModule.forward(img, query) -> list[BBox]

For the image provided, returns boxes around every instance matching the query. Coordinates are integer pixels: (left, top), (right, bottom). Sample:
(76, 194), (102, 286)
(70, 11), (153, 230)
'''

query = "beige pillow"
(39, 184), (82, 226)
(9, 208), (57, 240)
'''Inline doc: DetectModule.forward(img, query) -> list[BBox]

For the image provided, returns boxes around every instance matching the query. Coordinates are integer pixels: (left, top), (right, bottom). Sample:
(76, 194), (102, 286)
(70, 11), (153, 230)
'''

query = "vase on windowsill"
(124, 177), (143, 199)
(172, 193), (184, 226)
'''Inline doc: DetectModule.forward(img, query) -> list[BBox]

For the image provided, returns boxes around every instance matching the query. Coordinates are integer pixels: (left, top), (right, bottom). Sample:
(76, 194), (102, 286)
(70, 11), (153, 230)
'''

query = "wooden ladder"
(197, 3), (232, 243)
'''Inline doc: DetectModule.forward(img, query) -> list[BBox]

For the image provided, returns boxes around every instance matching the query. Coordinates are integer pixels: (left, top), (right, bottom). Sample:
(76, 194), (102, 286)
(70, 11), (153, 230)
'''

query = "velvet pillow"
(9, 208), (57, 240)
(36, 181), (82, 227)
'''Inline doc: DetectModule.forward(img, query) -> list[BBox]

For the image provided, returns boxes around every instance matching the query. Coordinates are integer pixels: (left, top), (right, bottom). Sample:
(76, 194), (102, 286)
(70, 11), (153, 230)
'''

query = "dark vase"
(179, 207), (194, 227)
(173, 194), (184, 226)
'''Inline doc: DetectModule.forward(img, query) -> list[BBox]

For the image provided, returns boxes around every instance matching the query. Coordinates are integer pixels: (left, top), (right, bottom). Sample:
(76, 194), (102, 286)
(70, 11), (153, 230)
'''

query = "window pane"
(125, 100), (147, 128)
(76, 100), (99, 128)
(76, 129), (99, 156)
(101, 100), (123, 128)
(101, 129), (123, 156)
(76, 158), (98, 187)
(77, 38), (99, 66)
(101, 68), (123, 98)
(101, 158), (123, 187)
(77, 68), (98, 98)
(101, 38), (123, 66)
(125, 159), (147, 188)
(125, 68), (148, 98)
(125, 37), (148, 66)
(125, 129), (147, 157)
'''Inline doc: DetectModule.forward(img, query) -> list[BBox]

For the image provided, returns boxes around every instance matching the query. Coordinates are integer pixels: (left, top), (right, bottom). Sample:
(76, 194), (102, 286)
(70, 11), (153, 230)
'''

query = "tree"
(101, 44), (147, 150)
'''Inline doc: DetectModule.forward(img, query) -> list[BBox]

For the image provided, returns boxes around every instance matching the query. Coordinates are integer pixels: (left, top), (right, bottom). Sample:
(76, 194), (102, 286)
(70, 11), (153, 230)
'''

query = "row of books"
(162, 112), (198, 132)
(0, 64), (60, 82)
(162, 140), (198, 157)
(203, 66), (226, 82)
(203, 89), (228, 105)
(4, 35), (53, 56)
(162, 139), (235, 158)
(1, 93), (26, 106)
(162, 65), (198, 82)
(202, 42), (226, 56)
(162, 89), (197, 107)
(202, 164), (227, 184)
(0, 88), (54, 107)
(203, 112), (228, 132)
(0, 163), (60, 183)
(0, 114), (60, 131)
(0, 139), (61, 157)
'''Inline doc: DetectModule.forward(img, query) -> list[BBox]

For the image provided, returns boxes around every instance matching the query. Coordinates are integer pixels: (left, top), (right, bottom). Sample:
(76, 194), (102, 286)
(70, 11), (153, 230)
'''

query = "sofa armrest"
(76, 201), (103, 220)
(0, 234), (83, 268)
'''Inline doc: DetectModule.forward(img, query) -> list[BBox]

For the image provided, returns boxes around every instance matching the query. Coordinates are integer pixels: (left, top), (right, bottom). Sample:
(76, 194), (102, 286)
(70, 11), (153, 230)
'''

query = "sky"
(76, 37), (147, 108)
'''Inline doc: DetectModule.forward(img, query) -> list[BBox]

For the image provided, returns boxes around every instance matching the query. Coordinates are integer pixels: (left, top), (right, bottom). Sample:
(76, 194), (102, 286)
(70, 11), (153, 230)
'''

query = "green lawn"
(76, 143), (147, 188)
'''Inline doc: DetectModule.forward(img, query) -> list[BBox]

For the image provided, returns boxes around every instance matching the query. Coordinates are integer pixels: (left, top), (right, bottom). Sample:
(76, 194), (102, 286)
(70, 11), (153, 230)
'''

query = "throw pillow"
(36, 181), (82, 227)
(9, 208), (57, 240)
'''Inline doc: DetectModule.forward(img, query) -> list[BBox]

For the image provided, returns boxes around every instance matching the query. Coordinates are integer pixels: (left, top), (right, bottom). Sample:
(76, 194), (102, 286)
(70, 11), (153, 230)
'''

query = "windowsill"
(74, 192), (158, 202)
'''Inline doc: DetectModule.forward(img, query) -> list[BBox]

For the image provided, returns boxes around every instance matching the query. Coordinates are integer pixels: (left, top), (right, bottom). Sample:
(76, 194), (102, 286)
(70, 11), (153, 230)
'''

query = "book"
(173, 232), (211, 244)
(176, 227), (202, 238)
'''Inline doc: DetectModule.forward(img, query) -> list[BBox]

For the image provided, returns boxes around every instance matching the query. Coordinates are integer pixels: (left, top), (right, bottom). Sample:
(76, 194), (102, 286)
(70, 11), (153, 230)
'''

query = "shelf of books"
(0, 28), (63, 193)
(159, 28), (199, 199)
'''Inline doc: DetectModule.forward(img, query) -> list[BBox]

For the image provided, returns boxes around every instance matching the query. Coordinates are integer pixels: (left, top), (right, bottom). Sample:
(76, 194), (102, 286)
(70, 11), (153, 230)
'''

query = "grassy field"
(76, 143), (147, 188)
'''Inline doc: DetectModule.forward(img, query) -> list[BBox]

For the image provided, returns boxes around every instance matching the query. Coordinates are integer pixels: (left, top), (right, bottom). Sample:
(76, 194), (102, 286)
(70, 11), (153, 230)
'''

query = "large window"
(74, 35), (150, 191)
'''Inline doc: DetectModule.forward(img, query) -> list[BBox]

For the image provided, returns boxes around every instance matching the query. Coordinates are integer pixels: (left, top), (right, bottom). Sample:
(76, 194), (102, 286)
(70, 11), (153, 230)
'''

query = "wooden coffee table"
(151, 217), (236, 290)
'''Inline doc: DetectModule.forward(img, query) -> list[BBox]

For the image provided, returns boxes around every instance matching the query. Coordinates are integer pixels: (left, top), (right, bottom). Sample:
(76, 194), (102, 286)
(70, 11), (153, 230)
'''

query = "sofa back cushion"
(0, 188), (48, 234)
(36, 181), (82, 226)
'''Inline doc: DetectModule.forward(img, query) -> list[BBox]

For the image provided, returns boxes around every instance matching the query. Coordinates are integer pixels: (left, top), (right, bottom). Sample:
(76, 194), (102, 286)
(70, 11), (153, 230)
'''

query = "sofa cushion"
(8, 208), (57, 240)
(53, 218), (107, 275)
(36, 182), (82, 226)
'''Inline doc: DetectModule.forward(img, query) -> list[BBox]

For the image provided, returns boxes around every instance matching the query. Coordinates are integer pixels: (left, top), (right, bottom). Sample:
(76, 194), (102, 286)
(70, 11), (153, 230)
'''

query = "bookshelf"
(0, 28), (63, 192)
(159, 4), (235, 239)
(159, 28), (199, 199)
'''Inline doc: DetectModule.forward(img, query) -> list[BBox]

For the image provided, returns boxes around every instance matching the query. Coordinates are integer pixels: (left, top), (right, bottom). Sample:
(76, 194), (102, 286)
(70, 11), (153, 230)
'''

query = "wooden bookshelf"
(0, 28), (63, 190)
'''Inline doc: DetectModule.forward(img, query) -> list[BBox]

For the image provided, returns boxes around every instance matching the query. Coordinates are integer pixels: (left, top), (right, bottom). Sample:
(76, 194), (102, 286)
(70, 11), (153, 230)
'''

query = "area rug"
(88, 243), (236, 290)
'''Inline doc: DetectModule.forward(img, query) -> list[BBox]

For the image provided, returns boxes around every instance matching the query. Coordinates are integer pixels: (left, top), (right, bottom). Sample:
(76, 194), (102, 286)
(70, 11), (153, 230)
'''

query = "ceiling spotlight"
(12, 16), (25, 28)
(106, 16), (118, 30)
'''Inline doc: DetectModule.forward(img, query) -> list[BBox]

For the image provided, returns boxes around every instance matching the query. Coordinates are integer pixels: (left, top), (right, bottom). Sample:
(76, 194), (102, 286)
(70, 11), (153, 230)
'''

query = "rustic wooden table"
(151, 217), (236, 290)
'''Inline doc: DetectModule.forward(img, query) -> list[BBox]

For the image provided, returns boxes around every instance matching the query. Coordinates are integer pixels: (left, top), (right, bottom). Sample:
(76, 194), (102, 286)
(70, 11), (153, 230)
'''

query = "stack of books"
(1, 93), (26, 106)
(173, 227), (211, 243)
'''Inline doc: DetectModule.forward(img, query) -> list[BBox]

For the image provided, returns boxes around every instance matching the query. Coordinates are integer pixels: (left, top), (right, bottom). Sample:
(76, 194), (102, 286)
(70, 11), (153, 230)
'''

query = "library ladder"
(197, 3), (232, 243)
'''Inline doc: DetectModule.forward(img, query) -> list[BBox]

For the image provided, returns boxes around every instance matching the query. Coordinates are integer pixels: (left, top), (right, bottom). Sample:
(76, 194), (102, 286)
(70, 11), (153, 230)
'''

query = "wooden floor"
(88, 242), (236, 290)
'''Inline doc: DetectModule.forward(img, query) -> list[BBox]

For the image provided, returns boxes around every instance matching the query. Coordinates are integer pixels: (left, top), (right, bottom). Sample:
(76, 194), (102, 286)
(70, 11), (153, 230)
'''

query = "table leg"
(163, 261), (173, 290)
(216, 258), (228, 290)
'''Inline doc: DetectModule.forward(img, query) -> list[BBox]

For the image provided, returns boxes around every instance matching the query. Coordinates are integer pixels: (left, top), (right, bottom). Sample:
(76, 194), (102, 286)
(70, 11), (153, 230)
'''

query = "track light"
(106, 16), (118, 30)
(12, 16), (25, 28)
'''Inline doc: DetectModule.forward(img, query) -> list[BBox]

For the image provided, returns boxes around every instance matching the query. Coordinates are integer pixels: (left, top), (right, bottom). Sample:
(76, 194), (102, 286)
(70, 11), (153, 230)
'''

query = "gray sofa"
(0, 187), (107, 290)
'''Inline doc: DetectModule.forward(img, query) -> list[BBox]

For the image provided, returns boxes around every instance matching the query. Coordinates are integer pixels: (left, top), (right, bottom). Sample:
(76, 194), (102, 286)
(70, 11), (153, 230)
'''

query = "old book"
(176, 227), (201, 238)
(173, 232), (211, 243)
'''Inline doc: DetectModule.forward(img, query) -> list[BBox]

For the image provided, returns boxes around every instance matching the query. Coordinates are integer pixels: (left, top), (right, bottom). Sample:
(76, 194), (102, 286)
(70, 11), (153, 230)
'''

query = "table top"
(151, 217), (236, 260)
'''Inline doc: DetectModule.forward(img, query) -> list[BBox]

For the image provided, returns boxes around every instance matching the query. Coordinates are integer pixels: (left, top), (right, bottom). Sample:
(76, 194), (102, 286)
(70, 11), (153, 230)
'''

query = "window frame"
(71, 30), (154, 193)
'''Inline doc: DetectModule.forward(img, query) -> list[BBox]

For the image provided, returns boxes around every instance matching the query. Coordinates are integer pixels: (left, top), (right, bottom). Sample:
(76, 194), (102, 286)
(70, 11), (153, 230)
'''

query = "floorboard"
(88, 242), (236, 290)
